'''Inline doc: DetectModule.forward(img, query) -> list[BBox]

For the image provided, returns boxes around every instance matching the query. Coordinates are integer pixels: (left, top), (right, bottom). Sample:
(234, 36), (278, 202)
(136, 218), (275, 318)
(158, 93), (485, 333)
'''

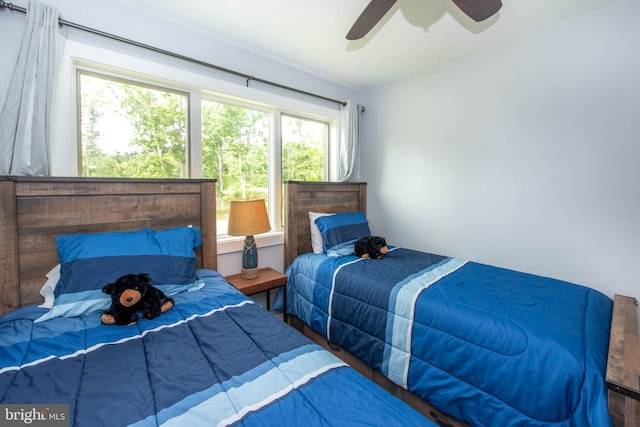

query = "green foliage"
(282, 115), (324, 182)
(80, 76), (187, 178)
(201, 100), (269, 219)
(80, 74), (327, 231)
(118, 85), (187, 178)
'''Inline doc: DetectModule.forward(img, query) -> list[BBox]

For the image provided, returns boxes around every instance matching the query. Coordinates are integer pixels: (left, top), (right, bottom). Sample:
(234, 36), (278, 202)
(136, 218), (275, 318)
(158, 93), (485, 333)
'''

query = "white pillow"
(309, 212), (334, 254)
(39, 264), (61, 309)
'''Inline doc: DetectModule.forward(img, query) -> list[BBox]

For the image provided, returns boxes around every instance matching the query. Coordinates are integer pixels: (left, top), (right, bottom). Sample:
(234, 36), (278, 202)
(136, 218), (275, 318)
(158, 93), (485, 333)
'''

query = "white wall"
(360, 0), (639, 300)
(0, 0), (356, 103)
(0, 0), (358, 279)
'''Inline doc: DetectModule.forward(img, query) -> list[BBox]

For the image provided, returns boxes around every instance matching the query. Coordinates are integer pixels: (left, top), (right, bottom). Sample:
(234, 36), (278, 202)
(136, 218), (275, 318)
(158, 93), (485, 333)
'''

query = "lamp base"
(241, 267), (260, 279)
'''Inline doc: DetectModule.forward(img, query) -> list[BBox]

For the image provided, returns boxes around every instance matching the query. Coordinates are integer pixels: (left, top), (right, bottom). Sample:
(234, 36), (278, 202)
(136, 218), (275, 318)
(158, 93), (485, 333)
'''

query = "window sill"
(217, 231), (284, 255)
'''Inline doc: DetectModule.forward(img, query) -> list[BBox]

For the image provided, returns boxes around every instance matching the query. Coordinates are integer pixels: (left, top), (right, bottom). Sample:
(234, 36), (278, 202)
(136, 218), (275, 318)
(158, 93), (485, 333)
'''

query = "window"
(201, 99), (270, 234)
(77, 69), (334, 237)
(281, 114), (327, 182)
(79, 72), (189, 178)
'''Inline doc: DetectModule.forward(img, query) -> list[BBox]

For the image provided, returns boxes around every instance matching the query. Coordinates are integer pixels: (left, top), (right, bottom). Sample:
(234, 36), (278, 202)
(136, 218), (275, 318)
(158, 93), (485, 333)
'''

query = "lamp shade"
(227, 199), (271, 236)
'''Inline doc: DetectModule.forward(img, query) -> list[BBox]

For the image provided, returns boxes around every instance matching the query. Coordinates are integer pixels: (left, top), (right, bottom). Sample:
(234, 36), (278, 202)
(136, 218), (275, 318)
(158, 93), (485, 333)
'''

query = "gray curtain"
(338, 100), (362, 182)
(0, 1), (59, 176)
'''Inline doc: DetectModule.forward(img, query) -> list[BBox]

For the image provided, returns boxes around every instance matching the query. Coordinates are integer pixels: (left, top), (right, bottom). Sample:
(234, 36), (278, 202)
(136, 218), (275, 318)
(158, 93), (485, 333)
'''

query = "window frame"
(76, 69), (192, 178)
(64, 40), (340, 240)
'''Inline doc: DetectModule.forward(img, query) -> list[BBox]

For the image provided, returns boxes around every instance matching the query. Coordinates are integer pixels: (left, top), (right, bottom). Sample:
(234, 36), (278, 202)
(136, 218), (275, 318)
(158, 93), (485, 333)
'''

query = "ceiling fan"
(346, 0), (503, 40)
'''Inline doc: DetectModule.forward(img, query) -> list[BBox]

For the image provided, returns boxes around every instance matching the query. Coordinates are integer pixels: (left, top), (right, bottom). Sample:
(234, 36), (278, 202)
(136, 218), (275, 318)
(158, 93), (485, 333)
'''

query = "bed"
(283, 181), (640, 427)
(0, 176), (436, 427)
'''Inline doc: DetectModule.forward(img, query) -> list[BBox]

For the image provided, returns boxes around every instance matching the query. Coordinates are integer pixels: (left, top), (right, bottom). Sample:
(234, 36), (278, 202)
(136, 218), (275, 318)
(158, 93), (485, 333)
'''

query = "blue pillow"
(35, 227), (205, 322)
(315, 212), (371, 257)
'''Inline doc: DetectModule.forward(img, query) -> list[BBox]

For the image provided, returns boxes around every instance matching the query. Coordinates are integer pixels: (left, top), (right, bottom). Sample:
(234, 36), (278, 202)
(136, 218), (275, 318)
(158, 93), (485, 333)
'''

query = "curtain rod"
(0, 0), (350, 108)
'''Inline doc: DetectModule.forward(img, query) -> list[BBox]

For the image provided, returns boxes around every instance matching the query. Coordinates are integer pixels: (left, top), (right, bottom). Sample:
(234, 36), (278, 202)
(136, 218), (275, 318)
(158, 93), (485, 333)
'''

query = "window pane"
(201, 100), (270, 236)
(79, 73), (188, 178)
(282, 114), (326, 182)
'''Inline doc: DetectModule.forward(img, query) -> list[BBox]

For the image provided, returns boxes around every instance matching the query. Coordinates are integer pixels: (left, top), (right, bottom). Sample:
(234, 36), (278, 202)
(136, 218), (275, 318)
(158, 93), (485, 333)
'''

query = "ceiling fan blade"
(450, 0), (502, 22)
(346, 0), (398, 40)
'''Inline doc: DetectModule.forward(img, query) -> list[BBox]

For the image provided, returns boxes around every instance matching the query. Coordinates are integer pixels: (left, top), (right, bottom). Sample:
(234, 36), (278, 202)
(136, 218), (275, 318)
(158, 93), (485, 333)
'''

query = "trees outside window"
(78, 70), (331, 236)
(201, 100), (269, 232)
(282, 114), (326, 182)
(79, 72), (188, 178)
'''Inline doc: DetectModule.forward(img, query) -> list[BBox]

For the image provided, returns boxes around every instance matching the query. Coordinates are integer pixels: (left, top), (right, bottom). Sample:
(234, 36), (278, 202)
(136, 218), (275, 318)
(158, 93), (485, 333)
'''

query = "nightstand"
(225, 267), (287, 318)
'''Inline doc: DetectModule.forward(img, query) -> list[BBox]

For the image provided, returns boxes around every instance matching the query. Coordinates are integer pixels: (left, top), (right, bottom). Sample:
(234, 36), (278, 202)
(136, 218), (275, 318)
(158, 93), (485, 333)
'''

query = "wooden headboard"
(0, 176), (217, 316)
(284, 181), (366, 268)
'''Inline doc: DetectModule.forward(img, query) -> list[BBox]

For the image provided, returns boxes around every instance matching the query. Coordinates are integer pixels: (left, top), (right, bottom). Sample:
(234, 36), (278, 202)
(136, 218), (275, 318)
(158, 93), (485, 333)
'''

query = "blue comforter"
(0, 270), (433, 427)
(286, 248), (613, 427)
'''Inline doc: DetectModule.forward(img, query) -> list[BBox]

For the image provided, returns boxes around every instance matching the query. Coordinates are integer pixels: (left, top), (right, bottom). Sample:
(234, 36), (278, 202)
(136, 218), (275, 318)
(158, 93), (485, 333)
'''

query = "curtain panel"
(338, 100), (362, 182)
(0, 1), (59, 176)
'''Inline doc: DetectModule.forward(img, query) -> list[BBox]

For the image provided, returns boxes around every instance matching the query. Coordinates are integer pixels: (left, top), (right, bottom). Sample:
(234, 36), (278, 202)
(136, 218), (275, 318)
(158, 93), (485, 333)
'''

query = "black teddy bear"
(354, 236), (388, 259)
(101, 273), (174, 326)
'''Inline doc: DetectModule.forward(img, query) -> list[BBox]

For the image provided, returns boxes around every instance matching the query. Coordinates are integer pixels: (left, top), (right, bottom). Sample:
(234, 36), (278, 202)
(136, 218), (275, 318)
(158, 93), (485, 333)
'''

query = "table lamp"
(227, 198), (271, 279)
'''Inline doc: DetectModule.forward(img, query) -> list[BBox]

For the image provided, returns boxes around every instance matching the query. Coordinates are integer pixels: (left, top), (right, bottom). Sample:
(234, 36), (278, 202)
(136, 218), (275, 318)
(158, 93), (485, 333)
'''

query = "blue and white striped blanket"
(286, 247), (613, 427)
(0, 270), (433, 427)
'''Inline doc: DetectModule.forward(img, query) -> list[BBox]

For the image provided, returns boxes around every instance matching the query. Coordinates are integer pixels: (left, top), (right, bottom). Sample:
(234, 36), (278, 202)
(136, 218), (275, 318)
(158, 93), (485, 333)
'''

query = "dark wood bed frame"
(0, 176), (217, 316)
(284, 181), (640, 427)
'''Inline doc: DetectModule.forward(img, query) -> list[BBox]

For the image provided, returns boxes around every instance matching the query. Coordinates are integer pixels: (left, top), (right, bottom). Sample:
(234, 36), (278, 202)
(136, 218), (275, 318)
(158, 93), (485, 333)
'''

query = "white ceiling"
(97, 0), (617, 90)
